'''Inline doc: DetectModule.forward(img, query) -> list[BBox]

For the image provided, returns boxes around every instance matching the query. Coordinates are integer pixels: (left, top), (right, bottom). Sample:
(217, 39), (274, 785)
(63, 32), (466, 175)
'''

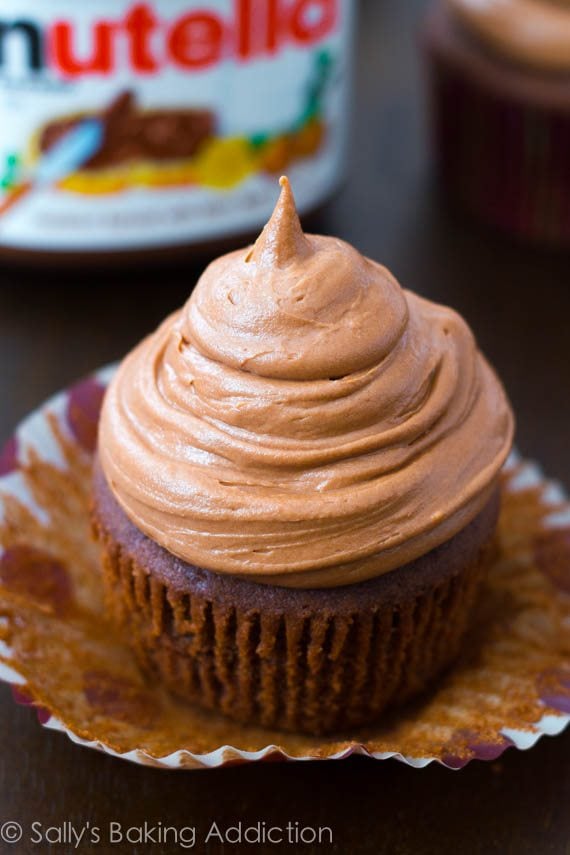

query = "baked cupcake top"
(98, 178), (514, 589)
(446, 0), (570, 72)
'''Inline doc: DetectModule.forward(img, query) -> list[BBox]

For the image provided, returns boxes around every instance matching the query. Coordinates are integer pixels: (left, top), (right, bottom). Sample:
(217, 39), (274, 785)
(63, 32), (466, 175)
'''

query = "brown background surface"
(1, 1), (569, 853)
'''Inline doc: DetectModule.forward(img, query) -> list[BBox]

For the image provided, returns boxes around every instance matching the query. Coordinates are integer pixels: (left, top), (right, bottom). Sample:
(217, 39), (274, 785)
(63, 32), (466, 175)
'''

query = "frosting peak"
(99, 178), (514, 589)
(184, 176), (408, 382)
(247, 176), (311, 268)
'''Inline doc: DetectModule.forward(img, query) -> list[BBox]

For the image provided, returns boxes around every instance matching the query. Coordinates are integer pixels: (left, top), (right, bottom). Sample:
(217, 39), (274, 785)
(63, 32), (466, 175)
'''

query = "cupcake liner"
(0, 368), (569, 770)
(424, 6), (570, 246)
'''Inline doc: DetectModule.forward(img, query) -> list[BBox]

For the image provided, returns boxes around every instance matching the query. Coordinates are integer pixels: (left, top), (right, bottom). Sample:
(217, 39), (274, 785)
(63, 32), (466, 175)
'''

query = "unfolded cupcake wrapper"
(0, 368), (569, 770)
(426, 42), (570, 246)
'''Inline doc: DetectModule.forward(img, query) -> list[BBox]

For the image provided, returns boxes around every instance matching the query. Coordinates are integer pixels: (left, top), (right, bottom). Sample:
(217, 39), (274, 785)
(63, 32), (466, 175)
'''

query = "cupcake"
(92, 178), (514, 735)
(424, 0), (570, 245)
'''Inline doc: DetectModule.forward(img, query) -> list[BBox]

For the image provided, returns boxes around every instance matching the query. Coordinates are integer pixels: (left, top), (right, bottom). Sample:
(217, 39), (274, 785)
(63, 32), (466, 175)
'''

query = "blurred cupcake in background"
(424, 0), (570, 246)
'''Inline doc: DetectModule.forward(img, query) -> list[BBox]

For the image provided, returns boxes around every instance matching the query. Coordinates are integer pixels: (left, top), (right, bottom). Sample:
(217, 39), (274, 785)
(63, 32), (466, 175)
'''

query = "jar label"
(0, 0), (353, 253)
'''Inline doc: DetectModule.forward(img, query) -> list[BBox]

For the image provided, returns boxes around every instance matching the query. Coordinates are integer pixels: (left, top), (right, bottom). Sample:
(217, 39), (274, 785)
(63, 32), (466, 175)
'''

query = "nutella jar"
(0, 0), (354, 266)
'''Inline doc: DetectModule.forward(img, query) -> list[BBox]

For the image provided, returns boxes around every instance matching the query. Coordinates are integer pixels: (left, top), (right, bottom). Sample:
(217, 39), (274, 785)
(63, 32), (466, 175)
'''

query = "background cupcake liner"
(425, 12), (570, 246)
(0, 368), (569, 770)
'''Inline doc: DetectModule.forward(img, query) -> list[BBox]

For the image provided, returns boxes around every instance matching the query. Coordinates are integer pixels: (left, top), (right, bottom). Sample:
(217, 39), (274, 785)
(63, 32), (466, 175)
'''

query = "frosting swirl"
(98, 178), (514, 588)
(447, 0), (570, 72)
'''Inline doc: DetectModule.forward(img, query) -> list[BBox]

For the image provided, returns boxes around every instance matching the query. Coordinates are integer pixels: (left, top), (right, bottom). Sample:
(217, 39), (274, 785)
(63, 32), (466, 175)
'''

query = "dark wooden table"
(1, 1), (570, 853)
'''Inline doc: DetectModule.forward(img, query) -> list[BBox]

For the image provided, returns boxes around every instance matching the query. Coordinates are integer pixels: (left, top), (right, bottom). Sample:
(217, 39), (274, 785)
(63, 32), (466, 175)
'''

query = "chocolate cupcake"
(424, 0), (570, 245)
(92, 178), (514, 735)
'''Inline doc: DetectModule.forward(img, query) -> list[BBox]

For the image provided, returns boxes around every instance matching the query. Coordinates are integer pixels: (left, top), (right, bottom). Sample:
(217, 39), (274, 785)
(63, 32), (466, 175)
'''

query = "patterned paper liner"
(0, 368), (569, 770)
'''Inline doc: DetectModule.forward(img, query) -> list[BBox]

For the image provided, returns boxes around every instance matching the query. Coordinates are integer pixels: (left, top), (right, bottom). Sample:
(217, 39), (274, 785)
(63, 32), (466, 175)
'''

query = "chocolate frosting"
(447, 0), (570, 72)
(98, 177), (514, 589)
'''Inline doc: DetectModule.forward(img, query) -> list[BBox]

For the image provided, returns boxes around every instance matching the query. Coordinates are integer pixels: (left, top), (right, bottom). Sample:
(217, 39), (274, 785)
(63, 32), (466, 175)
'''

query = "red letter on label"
(125, 3), (158, 73)
(168, 12), (224, 70)
(289, 0), (337, 44)
(266, 0), (280, 54)
(50, 20), (116, 76)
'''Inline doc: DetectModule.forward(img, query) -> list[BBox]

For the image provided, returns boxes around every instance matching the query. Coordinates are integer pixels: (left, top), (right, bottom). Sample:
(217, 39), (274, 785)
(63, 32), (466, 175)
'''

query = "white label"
(0, 0), (354, 252)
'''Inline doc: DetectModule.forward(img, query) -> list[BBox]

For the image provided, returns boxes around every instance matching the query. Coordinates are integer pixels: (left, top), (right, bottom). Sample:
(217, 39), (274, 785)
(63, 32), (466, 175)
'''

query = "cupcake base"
(424, 2), (570, 246)
(92, 458), (499, 735)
